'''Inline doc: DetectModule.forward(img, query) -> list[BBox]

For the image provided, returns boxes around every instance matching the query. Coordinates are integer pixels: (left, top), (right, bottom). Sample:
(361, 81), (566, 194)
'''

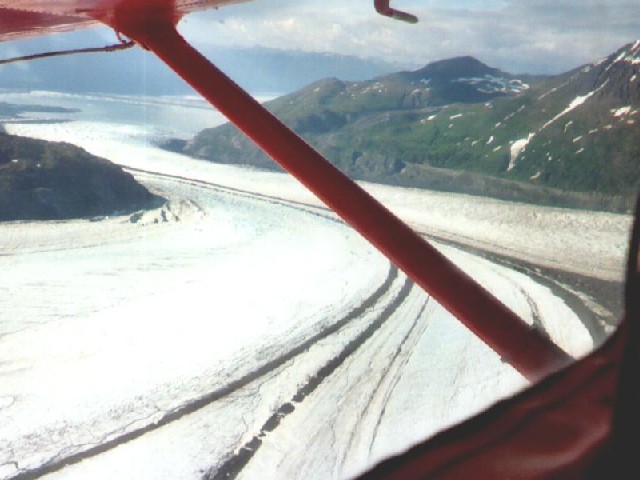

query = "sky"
(175, 0), (640, 74)
(0, 0), (638, 78)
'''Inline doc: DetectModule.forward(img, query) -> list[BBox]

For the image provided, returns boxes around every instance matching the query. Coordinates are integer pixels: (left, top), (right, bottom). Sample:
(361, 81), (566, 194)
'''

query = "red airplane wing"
(0, 0), (417, 41)
(0, 1), (247, 42)
(0, 7), (91, 41)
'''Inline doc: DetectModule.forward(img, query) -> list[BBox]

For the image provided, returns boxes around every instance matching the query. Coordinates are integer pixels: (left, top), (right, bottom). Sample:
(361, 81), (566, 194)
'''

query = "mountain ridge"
(0, 133), (162, 221)
(182, 44), (640, 212)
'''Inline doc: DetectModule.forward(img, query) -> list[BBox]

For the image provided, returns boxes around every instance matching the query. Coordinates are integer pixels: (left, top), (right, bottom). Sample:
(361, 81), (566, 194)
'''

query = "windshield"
(0, 2), (634, 479)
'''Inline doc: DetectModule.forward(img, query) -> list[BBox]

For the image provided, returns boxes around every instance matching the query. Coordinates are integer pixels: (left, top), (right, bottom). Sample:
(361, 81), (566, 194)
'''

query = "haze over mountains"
(183, 41), (640, 212)
(0, 42), (403, 95)
(2, 37), (639, 214)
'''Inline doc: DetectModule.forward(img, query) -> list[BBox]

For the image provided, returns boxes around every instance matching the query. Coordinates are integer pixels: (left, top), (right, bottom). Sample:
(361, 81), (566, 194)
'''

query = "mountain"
(0, 133), (162, 221)
(186, 56), (536, 160)
(183, 44), (640, 212)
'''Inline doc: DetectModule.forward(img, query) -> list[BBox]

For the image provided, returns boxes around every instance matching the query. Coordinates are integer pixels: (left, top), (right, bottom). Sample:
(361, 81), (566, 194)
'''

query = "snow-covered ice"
(0, 161), (392, 478)
(0, 93), (630, 480)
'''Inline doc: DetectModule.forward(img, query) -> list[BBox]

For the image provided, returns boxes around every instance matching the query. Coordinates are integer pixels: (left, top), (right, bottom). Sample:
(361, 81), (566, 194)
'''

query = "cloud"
(179, 0), (640, 74)
(0, 1), (636, 76)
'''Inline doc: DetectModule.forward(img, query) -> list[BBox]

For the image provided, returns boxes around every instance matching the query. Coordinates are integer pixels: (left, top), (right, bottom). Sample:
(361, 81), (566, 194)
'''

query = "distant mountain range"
(0, 40), (404, 95)
(183, 42), (640, 212)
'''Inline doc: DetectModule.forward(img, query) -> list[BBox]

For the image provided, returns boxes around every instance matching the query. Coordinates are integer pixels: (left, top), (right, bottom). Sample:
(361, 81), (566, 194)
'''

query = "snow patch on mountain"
(454, 75), (529, 95)
(538, 86), (559, 101)
(420, 115), (437, 124)
(537, 70), (584, 101)
(605, 40), (640, 72)
(612, 106), (632, 117)
(624, 40), (640, 64)
(540, 80), (609, 131)
(508, 133), (535, 172)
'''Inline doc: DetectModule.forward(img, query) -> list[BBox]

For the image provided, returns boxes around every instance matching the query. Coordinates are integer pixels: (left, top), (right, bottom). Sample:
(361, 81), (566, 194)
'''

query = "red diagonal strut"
(106, 14), (570, 382)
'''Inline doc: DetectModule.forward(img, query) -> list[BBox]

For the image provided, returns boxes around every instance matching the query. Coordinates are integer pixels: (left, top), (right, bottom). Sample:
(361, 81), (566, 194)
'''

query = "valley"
(0, 38), (636, 480)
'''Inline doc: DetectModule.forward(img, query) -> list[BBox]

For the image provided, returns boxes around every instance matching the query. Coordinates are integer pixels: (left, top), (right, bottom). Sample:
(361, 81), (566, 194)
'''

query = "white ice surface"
(6, 121), (630, 281)
(0, 109), (627, 480)
(0, 167), (391, 478)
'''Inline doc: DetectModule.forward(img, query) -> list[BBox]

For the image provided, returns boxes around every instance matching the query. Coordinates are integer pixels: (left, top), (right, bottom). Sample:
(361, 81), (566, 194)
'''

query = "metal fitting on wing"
(374, 0), (418, 24)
